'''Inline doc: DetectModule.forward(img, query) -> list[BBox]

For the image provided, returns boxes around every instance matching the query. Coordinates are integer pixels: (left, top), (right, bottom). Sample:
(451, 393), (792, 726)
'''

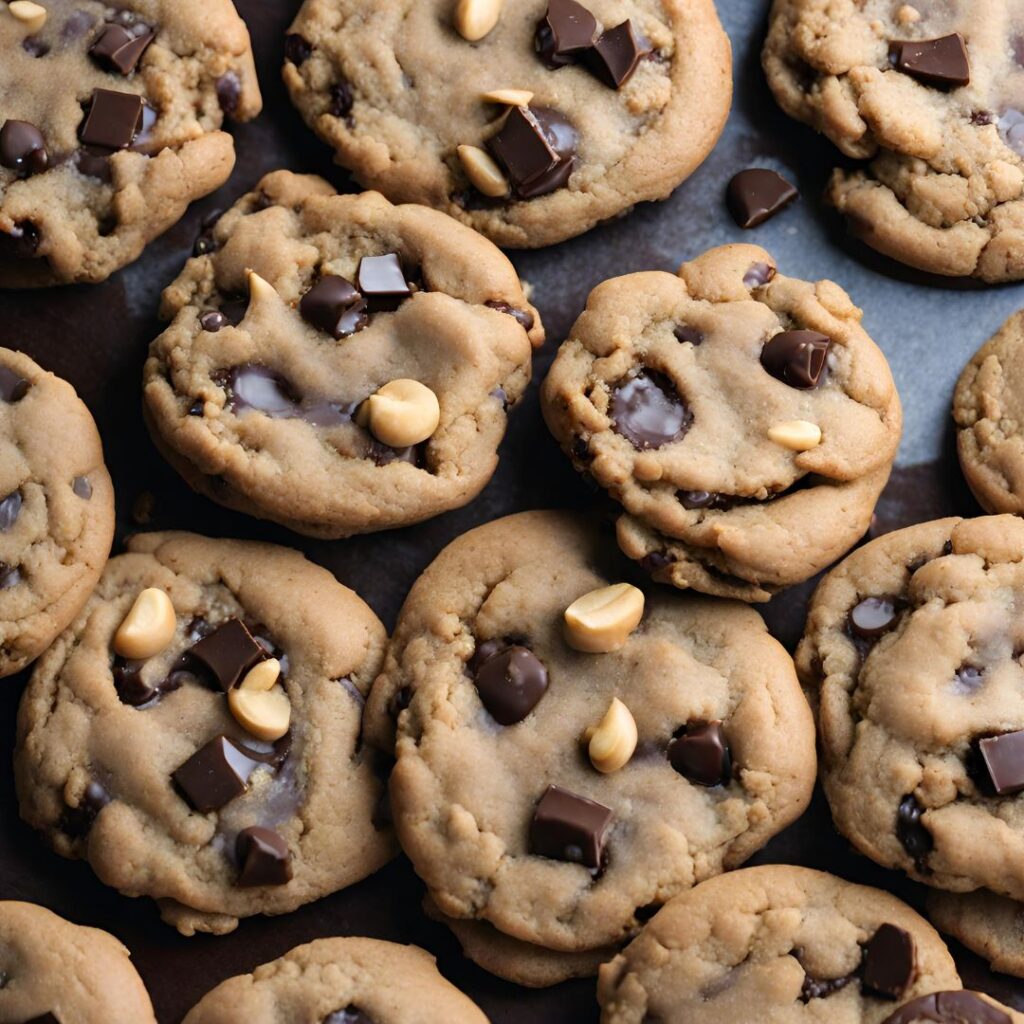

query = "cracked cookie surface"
(14, 531), (393, 936)
(0, 347), (113, 678)
(374, 511), (816, 954)
(282, 0), (731, 248)
(541, 243), (901, 602)
(143, 170), (542, 538)
(764, 0), (1024, 282)
(0, 0), (260, 286)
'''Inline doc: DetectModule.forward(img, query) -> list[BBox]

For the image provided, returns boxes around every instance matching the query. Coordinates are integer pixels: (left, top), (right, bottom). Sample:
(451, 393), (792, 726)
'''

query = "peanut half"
(457, 144), (510, 198)
(481, 88), (533, 106)
(365, 379), (440, 448)
(564, 583), (645, 653)
(9, 1), (48, 32)
(767, 419), (822, 452)
(228, 658), (290, 741)
(113, 588), (177, 660)
(585, 698), (638, 773)
(454, 0), (502, 41)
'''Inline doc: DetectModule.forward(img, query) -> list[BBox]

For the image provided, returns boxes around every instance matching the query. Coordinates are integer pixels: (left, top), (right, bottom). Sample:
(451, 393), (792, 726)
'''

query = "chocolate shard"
(529, 784), (613, 868)
(484, 299), (535, 332)
(880, 991), (1011, 1024)
(188, 617), (265, 691)
(890, 34), (970, 89)
(474, 645), (549, 725)
(0, 120), (49, 175)
(588, 20), (650, 89)
(173, 735), (260, 812)
(0, 366), (29, 403)
(849, 597), (898, 639)
(80, 88), (144, 150)
(861, 923), (916, 1000)
(535, 0), (600, 68)
(300, 275), (369, 338)
(610, 370), (692, 450)
(727, 168), (798, 229)
(89, 22), (155, 75)
(487, 105), (578, 200)
(979, 730), (1024, 796)
(761, 330), (831, 389)
(356, 253), (411, 312)
(236, 825), (293, 887)
(668, 721), (731, 787)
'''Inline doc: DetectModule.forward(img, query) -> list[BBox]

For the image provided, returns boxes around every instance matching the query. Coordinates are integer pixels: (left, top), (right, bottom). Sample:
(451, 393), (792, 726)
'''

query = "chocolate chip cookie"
(372, 510), (816, 957)
(143, 170), (542, 538)
(954, 309), (1024, 514)
(541, 243), (902, 603)
(797, 514), (1024, 902)
(15, 531), (393, 936)
(929, 888), (1024, 979)
(0, 0), (260, 286)
(0, 900), (157, 1023)
(597, 865), (962, 1024)
(182, 937), (488, 1024)
(764, 0), (1024, 283)
(0, 347), (114, 678)
(281, 0), (731, 248)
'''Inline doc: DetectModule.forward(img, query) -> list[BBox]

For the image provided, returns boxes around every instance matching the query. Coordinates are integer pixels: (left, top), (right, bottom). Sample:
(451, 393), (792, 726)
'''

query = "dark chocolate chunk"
(0, 491), (22, 533)
(188, 617), (265, 691)
(529, 784), (613, 868)
(219, 295), (249, 326)
(173, 735), (260, 812)
(0, 563), (21, 589)
(72, 476), (92, 499)
(487, 105), (578, 199)
(61, 780), (111, 837)
(726, 169), (798, 228)
(891, 34), (970, 88)
(200, 311), (227, 332)
(668, 721), (731, 786)
(800, 971), (855, 1003)
(0, 120), (48, 176)
(79, 89), (143, 150)
(485, 299), (535, 332)
(610, 371), (692, 450)
(589, 20), (650, 89)
(112, 657), (188, 708)
(236, 826), (293, 887)
(74, 146), (112, 181)
(1001, 108), (1024, 156)
(222, 365), (299, 417)
(952, 664), (984, 694)
(300, 275), (369, 338)
(0, 221), (40, 260)
(849, 597), (898, 639)
(356, 253), (411, 312)
(285, 33), (312, 65)
(679, 490), (731, 511)
(742, 261), (775, 287)
(89, 22), (154, 75)
(761, 330), (831, 390)
(880, 991), (1011, 1024)
(323, 1008), (375, 1024)
(474, 645), (549, 725)
(0, 366), (29, 403)
(535, 0), (600, 68)
(861, 923), (916, 1000)
(978, 730), (1024, 796)
(216, 72), (241, 115)
(674, 325), (704, 345)
(896, 794), (933, 866)
(329, 81), (355, 119)
(130, 101), (157, 151)
(22, 37), (50, 57)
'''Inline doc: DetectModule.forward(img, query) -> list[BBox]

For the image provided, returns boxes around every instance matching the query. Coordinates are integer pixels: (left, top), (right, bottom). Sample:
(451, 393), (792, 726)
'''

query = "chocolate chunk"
(742, 261), (775, 287)
(727, 168), (798, 229)
(0, 120), (48, 175)
(485, 299), (535, 332)
(800, 971), (854, 1003)
(674, 325), (704, 345)
(0, 366), (29, 403)
(849, 597), (898, 639)
(1001, 109), (1024, 157)
(74, 146), (112, 181)
(131, 101), (157, 151)
(978, 730), (1024, 795)
(896, 794), (933, 866)
(610, 371), (692, 450)
(173, 735), (260, 812)
(222, 365), (300, 417)
(487, 105), (578, 199)
(529, 785), (613, 868)
(61, 779), (111, 837)
(474, 645), (549, 725)
(881, 991), (1011, 1024)
(0, 221), (40, 260)
(216, 72), (241, 116)
(300, 275), (368, 338)
(761, 330), (831, 390)
(323, 1009), (375, 1024)
(0, 563), (21, 589)
(0, 491), (22, 533)
(952, 665), (984, 694)
(112, 657), (188, 708)
(535, 0), (600, 68)
(862, 924), (916, 1000)
(22, 37), (49, 57)
(891, 34), (970, 89)
(668, 721), (731, 786)
(236, 826), (293, 887)
(89, 22), (154, 75)
(356, 253), (411, 312)
(219, 295), (249, 326)
(72, 476), (92, 499)
(285, 33), (312, 65)
(329, 81), (354, 119)
(589, 21), (650, 88)
(80, 89), (143, 150)
(188, 618), (265, 691)
(200, 311), (227, 332)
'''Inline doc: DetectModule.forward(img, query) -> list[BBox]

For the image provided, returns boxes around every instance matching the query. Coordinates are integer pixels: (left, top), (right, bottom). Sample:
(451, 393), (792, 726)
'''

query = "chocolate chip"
(60, 780), (111, 838)
(680, 490), (731, 511)
(0, 491), (22, 533)
(0, 120), (48, 176)
(323, 1008), (375, 1024)
(485, 299), (535, 332)
(535, 0), (600, 68)
(880, 991), (1011, 1024)
(285, 33), (312, 65)
(474, 645), (549, 725)
(173, 735), (260, 812)
(668, 721), (731, 786)
(849, 597), (898, 639)
(1000, 108), (1024, 156)
(188, 618), (265, 691)
(131, 101), (157, 151)
(329, 80), (354, 119)
(113, 657), (188, 708)
(861, 924), (916, 1000)
(529, 784), (613, 868)
(800, 972), (854, 1003)
(80, 89), (143, 150)
(22, 37), (49, 57)
(742, 261), (775, 287)
(0, 563), (22, 589)
(89, 22), (154, 75)
(978, 730), (1024, 796)
(356, 253), (411, 312)
(216, 71), (241, 116)
(761, 330), (831, 389)
(74, 146), (112, 181)
(236, 826), (293, 887)
(300, 275), (368, 338)
(200, 311), (227, 332)
(0, 366), (29, 403)
(896, 794), (933, 867)
(890, 34), (970, 88)
(487, 105), (578, 199)
(674, 325), (704, 345)
(219, 295), (249, 326)
(610, 371), (692, 450)
(72, 476), (92, 499)
(640, 551), (673, 574)
(589, 21), (650, 88)
(952, 665), (984, 694)
(727, 168), (798, 229)
(221, 365), (300, 417)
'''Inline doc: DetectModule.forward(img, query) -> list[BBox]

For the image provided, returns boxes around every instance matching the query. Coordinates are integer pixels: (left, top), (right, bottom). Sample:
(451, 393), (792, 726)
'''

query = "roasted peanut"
(113, 588), (177, 660)
(454, 0), (502, 41)
(229, 667), (291, 742)
(365, 379), (440, 448)
(564, 583), (645, 653)
(457, 144), (510, 198)
(481, 88), (533, 106)
(240, 658), (281, 693)
(585, 698), (638, 773)
(768, 419), (822, 451)
(9, 1), (47, 32)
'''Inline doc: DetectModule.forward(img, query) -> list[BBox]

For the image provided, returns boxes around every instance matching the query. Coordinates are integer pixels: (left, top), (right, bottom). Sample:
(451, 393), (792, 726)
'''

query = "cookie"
(281, 0), (731, 249)
(143, 170), (543, 539)
(0, 0), (261, 286)
(763, 0), (1024, 283)
(928, 888), (1024, 979)
(0, 900), (157, 1023)
(0, 348), (114, 678)
(14, 531), (393, 936)
(797, 514), (1024, 901)
(596, 865), (962, 1024)
(371, 510), (816, 955)
(541, 243), (902, 603)
(954, 309), (1024, 514)
(182, 936), (488, 1024)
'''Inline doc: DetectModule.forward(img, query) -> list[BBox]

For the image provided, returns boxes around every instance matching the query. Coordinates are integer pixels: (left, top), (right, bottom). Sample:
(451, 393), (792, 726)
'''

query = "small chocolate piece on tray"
(529, 784), (613, 868)
(727, 168), (798, 228)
